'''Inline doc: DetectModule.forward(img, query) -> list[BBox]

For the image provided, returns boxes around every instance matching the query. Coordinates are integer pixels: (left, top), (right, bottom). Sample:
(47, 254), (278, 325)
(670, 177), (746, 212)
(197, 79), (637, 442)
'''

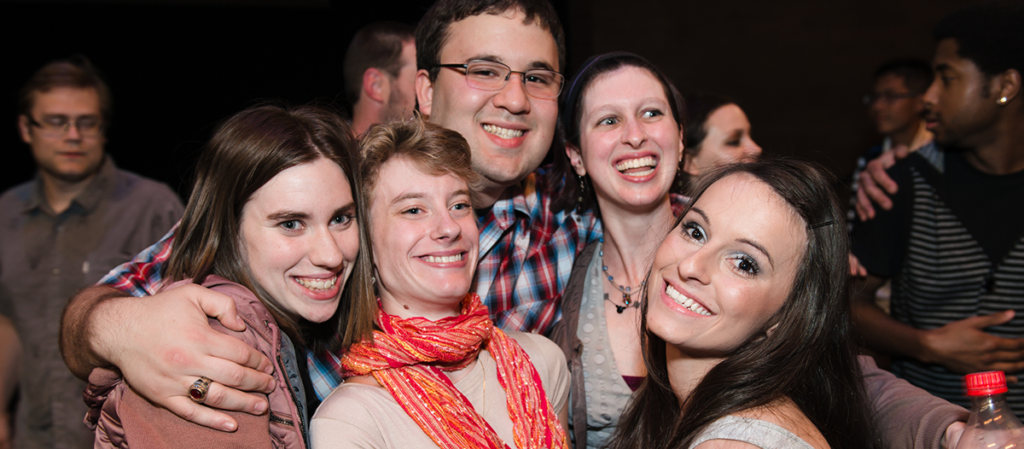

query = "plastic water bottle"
(956, 371), (1024, 449)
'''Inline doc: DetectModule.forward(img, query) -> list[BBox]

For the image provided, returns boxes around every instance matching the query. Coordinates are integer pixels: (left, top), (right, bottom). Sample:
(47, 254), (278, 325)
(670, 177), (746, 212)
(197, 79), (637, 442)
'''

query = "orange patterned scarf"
(341, 294), (567, 449)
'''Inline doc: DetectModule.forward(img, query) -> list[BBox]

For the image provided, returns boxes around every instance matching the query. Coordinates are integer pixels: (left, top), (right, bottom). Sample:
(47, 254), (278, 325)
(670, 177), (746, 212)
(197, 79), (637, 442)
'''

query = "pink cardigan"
(83, 276), (308, 448)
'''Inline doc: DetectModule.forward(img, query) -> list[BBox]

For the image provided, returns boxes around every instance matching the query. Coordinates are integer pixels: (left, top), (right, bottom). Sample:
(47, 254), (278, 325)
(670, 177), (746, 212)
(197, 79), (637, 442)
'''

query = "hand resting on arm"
(60, 283), (277, 432)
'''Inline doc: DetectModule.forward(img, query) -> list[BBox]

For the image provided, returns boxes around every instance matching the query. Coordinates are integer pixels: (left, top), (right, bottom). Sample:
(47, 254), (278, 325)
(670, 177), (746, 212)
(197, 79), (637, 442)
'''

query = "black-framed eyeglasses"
(863, 91), (918, 105)
(25, 114), (102, 138)
(434, 59), (565, 99)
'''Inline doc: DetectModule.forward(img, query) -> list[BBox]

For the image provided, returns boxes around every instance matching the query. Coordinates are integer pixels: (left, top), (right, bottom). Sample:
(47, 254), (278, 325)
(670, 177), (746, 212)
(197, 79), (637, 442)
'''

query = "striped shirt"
(852, 144), (1024, 413)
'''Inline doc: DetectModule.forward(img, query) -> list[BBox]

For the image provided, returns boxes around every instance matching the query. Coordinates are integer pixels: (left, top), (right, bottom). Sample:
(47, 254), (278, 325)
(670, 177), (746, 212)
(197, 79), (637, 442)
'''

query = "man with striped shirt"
(852, 2), (1024, 414)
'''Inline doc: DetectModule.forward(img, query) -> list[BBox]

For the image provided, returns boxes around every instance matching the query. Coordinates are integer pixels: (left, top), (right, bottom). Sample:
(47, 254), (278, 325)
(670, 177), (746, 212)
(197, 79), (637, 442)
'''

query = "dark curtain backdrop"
(2, 0), (976, 201)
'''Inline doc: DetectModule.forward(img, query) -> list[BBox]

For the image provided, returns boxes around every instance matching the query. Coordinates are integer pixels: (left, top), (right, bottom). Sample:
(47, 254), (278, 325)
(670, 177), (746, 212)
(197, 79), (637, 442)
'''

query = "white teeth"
(665, 284), (712, 316)
(615, 156), (657, 175)
(296, 277), (336, 290)
(424, 254), (464, 263)
(483, 124), (524, 139)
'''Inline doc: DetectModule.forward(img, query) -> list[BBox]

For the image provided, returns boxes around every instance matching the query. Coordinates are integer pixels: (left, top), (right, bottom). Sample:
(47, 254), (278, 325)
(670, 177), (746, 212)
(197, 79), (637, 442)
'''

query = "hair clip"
(808, 220), (835, 230)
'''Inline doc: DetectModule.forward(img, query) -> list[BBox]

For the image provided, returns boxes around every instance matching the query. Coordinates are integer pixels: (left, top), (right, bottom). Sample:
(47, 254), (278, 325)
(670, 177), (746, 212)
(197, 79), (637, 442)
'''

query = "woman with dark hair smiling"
(606, 159), (877, 449)
(548, 51), (687, 449)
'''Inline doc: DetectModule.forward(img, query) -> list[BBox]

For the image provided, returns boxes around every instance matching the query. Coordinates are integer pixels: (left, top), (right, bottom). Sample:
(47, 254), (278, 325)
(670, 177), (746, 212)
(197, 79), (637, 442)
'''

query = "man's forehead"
(439, 11), (559, 70)
(31, 87), (101, 110)
(933, 39), (972, 70)
(875, 73), (910, 90)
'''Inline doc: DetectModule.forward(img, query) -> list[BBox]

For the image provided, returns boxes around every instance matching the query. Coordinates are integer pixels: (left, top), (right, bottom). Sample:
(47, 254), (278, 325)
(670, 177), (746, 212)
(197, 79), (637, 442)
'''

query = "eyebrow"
(934, 63), (952, 73)
(467, 54), (556, 72)
(267, 202), (355, 221)
(267, 210), (309, 221)
(335, 202), (356, 216)
(690, 206), (775, 269)
(739, 238), (774, 269)
(40, 113), (100, 119)
(690, 206), (710, 223)
(390, 192), (425, 206)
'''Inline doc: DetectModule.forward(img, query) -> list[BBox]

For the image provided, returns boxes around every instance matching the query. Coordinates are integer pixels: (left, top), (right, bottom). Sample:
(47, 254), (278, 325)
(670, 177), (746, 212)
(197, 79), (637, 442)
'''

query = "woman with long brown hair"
(84, 104), (374, 447)
(607, 159), (878, 449)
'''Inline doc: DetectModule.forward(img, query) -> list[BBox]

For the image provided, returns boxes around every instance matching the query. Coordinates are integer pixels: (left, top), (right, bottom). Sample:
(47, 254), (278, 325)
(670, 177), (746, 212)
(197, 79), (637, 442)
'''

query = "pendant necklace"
(599, 238), (643, 314)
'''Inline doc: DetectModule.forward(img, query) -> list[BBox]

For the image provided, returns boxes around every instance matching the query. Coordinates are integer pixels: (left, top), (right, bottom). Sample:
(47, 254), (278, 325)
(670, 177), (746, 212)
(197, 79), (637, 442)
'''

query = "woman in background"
(680, 93), (761, 191)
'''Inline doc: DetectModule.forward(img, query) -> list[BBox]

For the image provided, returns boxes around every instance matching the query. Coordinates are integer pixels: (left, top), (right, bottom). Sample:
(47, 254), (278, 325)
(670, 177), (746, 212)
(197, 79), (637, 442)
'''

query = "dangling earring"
(575, 174), (587, 214)
(371, 265), (381, 295)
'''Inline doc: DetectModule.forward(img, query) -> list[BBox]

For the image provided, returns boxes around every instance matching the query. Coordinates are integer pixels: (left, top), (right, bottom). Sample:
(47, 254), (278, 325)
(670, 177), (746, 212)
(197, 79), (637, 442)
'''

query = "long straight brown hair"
(607, 158), (880, 449)
(165, 104), (376, 354)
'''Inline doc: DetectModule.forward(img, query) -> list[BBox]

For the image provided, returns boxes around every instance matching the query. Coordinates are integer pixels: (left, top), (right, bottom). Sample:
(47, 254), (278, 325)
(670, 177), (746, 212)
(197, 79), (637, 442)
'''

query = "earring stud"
(999, 96), (1009, 104)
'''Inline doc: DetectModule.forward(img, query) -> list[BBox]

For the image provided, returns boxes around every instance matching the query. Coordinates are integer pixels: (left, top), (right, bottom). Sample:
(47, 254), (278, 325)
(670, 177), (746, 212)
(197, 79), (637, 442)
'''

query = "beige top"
(310, 331), (569, 449)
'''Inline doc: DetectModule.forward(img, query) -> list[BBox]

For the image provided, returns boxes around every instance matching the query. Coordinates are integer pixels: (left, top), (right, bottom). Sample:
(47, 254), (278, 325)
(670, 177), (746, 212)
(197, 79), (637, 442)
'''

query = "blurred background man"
(0, 56), (182, 449)
(343, 21), (417, 135)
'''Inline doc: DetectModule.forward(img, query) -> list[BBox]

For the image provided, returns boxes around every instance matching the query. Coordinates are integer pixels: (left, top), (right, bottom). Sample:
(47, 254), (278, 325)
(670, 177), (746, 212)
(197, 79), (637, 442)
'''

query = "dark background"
(1, 0), (977, 201)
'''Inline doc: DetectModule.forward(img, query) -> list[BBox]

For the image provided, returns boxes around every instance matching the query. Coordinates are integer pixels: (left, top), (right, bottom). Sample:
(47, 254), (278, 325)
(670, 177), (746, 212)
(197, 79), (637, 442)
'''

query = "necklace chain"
(599, 238), (644, 314)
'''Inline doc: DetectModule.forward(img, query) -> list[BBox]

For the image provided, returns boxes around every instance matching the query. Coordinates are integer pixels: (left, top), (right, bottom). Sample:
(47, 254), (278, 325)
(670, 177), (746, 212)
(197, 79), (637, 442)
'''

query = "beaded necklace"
(599, 238), (644, 314)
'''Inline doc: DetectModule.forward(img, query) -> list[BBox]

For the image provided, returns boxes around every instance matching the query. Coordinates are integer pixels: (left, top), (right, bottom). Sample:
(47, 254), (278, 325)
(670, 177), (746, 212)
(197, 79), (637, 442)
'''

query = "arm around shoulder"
(61, 281), (277, 432)
(60, 285), (132, 379)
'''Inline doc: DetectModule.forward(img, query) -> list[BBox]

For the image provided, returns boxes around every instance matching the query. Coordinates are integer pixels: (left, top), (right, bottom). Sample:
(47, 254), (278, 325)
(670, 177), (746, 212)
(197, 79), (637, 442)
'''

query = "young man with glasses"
(848, 59), (933, 229)
(863, 59), (934, 157)
(0, 55), (182, 449)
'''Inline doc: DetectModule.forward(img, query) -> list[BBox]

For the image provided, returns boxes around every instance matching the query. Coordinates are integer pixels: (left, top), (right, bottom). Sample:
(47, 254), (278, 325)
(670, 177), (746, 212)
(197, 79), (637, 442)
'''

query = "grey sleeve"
(144, 185), (184, 245)
(861, 355), (968, 449)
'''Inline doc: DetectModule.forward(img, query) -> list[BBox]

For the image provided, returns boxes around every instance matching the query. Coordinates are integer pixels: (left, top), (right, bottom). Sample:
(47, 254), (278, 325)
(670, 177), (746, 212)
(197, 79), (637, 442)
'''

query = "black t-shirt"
(852, 149), (1024, 276)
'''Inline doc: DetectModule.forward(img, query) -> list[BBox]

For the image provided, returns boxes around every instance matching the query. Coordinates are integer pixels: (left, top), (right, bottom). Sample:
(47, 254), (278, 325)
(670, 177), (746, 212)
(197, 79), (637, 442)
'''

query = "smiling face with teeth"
(239, 158), (360, 324)
(567, 66), (682, 214)
(415, 9), (559, 206)
(646, 173), (807, 358)
(369, 157), (479, 320)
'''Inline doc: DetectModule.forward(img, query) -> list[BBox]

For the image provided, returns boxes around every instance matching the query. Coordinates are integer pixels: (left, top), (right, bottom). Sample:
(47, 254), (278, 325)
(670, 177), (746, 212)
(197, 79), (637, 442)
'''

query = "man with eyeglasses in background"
(0, 55), (182, 449)
(850, 59), (934, 216)
(846, 59), (934, 278)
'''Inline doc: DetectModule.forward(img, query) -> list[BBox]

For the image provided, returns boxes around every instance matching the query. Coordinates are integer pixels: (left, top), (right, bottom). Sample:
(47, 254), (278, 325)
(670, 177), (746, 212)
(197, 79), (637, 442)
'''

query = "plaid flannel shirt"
(99, 169), (600, 399)
(473, 170), (599, 334)
(99, 223), (177, 296)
